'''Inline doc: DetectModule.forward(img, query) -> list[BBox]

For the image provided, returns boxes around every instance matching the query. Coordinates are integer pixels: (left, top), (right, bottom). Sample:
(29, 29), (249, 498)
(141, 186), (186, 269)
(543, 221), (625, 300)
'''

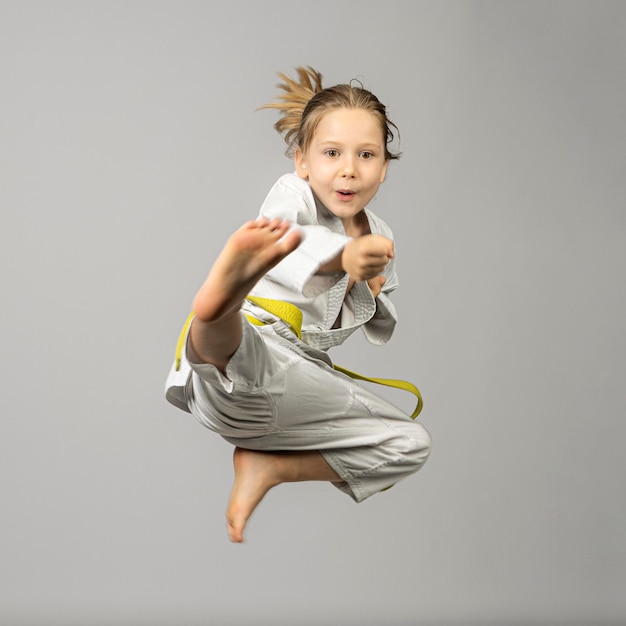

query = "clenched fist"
(341, 234), (394, 282)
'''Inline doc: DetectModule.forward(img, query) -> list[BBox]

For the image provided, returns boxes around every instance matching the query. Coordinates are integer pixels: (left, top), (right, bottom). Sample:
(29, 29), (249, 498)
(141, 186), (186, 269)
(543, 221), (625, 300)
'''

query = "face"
(294, 107), (389, 226)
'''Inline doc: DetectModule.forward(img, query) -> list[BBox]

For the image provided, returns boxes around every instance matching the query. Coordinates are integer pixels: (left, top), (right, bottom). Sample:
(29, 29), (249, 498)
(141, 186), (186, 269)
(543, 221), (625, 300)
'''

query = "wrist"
(318, 250), (345, 274)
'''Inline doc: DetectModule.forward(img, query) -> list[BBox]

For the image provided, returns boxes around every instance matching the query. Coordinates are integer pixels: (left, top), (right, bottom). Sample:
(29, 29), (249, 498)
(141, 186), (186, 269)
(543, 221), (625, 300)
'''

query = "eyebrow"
(317, 140), (382, 149)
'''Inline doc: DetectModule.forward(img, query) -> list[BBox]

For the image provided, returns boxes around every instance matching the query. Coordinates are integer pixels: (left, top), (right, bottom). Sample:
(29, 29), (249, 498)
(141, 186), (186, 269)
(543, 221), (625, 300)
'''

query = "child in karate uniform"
(165, 67), (431, 542)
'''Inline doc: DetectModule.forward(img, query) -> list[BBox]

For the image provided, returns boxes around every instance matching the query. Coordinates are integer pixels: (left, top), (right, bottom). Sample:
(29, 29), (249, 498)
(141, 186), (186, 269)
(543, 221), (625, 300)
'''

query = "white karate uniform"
(165, 174), (431, 502)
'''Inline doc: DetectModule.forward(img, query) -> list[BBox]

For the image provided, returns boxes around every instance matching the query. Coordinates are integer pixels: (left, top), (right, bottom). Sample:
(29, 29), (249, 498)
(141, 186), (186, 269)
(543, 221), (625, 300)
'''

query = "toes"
(267, 217), (283, 231)
(227, 518), (244, 543)
(279, 229), (302, 254)
(289, 228), (302, 245)
(226, 509), (246, 543)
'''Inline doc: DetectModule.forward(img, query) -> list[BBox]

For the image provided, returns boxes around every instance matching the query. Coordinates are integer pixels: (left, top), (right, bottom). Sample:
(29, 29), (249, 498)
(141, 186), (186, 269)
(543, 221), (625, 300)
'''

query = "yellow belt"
(175, 296), (423, 419)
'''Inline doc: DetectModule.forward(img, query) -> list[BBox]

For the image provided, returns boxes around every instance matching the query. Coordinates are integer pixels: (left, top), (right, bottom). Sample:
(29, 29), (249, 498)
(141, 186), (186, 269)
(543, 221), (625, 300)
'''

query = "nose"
(341, 155), (356, 177)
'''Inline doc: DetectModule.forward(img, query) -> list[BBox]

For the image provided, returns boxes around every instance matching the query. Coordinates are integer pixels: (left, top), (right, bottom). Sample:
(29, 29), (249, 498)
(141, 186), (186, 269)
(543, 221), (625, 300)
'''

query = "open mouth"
(337, 190), (355, 199)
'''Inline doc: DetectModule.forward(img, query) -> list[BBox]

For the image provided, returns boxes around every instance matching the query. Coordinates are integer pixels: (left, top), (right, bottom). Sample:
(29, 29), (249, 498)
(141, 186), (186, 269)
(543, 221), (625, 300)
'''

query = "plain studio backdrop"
(1, 1), (624, 625)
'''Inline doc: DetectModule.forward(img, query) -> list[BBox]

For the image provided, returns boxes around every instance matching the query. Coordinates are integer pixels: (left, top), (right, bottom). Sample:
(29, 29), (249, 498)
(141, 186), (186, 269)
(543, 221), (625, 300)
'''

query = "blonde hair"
(260, 66), (400, 160)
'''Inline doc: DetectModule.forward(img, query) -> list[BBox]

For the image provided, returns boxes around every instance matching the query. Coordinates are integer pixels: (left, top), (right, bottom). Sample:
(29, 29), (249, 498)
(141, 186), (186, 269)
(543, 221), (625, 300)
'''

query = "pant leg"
(186, 318), (432, 502)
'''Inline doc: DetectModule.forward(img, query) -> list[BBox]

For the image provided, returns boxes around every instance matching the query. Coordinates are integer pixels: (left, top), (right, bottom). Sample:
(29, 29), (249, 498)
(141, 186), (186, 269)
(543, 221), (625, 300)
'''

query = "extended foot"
(194, 218), (301, 322)
(226, 447), (283, 543)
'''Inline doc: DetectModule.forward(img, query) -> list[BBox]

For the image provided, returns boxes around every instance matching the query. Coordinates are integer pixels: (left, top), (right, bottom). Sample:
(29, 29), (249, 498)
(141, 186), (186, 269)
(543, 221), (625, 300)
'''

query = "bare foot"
(225, 447), (342, 543)
(226, 447), (283, 543)
(194, 218), (301, 323)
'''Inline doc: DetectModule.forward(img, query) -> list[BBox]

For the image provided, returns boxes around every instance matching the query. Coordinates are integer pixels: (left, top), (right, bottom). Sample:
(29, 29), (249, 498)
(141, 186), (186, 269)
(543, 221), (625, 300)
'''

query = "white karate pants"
(166, 314), (431, 502)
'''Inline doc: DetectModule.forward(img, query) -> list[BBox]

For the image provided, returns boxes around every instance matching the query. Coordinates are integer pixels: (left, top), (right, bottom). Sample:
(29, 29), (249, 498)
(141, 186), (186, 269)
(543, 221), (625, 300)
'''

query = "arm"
(325, 233), (399, 345)
(319, 233), (395, 280)
(257, 175), (350, 296)
(362, 240), (399, 345)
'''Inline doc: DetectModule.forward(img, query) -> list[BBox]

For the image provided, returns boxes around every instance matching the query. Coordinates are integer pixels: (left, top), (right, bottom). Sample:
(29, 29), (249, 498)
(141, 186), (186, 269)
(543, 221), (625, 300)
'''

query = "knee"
(405, 423), (432, 472)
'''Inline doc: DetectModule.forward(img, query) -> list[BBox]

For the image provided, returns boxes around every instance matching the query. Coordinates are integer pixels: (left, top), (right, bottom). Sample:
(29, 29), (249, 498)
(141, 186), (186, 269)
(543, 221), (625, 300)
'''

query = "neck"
(342, 210), (370, 238)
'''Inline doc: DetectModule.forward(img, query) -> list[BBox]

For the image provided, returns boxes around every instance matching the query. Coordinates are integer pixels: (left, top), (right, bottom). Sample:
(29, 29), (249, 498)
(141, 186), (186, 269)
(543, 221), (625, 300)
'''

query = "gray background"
(1, 1), (624, 625)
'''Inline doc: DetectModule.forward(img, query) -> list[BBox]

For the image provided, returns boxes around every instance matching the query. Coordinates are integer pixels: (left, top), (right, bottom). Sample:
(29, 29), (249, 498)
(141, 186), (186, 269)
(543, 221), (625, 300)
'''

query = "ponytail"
(261, 66), (400, 160)
(259, 66), (323, 155)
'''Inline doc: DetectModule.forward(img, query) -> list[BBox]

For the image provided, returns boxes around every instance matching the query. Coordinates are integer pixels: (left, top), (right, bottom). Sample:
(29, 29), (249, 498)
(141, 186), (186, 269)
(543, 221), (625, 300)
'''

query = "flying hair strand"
(258, 66), (323, 153)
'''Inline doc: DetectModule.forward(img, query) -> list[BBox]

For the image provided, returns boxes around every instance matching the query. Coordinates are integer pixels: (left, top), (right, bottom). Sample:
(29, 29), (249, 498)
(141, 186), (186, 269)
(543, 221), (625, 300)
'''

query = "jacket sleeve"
(361, 213), (400, 345)
(258, 175), (351, 297)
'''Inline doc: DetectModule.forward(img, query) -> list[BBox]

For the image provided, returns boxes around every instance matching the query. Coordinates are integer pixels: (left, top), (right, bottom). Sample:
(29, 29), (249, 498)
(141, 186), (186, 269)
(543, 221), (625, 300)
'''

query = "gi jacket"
(247, 173), (399, 352)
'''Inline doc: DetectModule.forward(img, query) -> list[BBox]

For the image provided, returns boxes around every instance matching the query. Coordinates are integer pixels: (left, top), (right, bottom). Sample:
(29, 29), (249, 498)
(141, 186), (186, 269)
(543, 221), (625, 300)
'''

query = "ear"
(294, 147), (308, 179)
(380, 159), (389, 184)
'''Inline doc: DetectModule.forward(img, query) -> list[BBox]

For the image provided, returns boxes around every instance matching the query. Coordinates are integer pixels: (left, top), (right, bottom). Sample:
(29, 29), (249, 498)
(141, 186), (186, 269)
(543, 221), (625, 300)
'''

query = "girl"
(165, 67), (431, 542)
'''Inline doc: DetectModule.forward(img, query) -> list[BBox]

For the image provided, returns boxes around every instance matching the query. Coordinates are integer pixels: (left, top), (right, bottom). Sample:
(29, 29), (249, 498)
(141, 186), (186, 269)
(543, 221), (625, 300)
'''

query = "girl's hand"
(366, 275), (386, 298)
(341, 235), (394, 282)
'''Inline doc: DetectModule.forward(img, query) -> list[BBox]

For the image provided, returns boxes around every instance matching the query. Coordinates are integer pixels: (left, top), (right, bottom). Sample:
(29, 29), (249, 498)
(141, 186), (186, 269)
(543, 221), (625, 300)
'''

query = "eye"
(325, 149), (339, 158)
(359, 151), (374, 159)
